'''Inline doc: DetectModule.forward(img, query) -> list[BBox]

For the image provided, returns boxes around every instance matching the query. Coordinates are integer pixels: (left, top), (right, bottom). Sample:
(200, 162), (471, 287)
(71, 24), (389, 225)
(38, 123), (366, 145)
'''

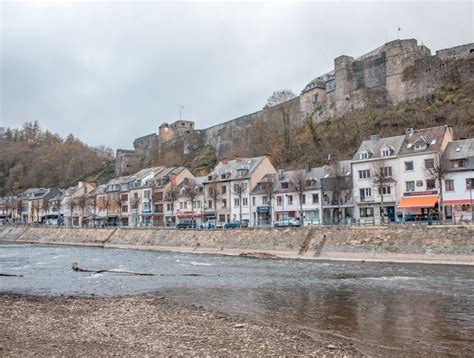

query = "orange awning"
(398, 195), (439, 208)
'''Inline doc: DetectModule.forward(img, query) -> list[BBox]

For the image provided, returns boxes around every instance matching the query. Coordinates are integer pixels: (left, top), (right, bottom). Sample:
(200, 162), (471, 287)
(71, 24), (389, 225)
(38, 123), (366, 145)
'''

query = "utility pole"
(179, 105), (184, 121)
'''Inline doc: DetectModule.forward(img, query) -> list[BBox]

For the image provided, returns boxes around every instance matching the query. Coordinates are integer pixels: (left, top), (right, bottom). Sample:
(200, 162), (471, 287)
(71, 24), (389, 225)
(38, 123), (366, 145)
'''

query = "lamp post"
(469, 178), (473, 224)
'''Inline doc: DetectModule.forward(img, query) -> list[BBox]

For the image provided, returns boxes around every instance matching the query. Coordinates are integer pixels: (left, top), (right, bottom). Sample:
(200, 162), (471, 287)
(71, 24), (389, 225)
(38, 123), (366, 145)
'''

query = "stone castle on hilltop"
(116, 39), (473, 176)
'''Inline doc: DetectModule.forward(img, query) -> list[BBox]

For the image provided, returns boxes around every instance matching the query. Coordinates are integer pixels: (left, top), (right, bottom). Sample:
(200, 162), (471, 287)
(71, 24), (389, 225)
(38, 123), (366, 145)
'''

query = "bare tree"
(166, 185), (178, 227)
(260, 178), (275, 226)
(426, 158), (449, 222)
(291, 170), (308, 222)
(266, 89), (296, 107)
(232, 181), (247, 226)
(206, 180), (222, 220)
(42, 198), (51, 224)
(371, 160), (396, 223)
(86, 196), (97, 227)
(101, 193), (116, 226)
(76, 195), (88, 227)
(115, 193), (128, 227)
(64, 197), (77, 227)
(324, 160), (351, 224)
(183, 179), (198, 223)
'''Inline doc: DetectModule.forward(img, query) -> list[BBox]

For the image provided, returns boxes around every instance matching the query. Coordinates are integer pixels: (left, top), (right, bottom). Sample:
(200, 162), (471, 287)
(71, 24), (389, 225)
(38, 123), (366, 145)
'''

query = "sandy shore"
(0, 294), (362, 357)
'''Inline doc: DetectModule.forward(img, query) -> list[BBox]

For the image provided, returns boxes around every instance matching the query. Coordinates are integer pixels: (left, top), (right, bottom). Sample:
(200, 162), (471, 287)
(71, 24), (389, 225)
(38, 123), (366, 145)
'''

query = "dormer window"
(360, 150), (371, 160)
(381, 146), (392, 157)
(281, 182), (289, 189)
(413, 143), (427, 151)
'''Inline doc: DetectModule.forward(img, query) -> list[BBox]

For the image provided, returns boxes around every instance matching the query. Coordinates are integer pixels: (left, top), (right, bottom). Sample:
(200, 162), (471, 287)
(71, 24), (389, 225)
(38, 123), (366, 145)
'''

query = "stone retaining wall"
(1, 225), (473, 259)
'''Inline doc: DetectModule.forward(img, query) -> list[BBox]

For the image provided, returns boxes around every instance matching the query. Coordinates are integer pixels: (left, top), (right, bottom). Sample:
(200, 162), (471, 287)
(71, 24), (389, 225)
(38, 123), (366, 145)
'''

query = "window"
(404, 161), (414, 171)
(121, 205), (128, 213)
(195, 201), (201, 209)
(220, 174), (227, 180)
(121, 194), (128, 201)
(155, 192), (163, 201)
(312, 194), (319, 204)
(234, 198), (240, 207)
(144, 190), (151, 199)
(301, 195), (306, 204)
(222, 199), (227, 208)
(414, 143), (427, 151)
(360, 150), (370, 159)
(425, 159), (435, 169)
(426, 179), (436, 190)
(360, 207), (374, 217)
(281, 182), (289, 189)
(221, 186), (226, 194)
(208, 200), (213, 209)
(466, 178), (474, 190)
(360, 188), (372, 198)
(277, 196), (282, 205)
(381, 148), (391, 157)
(359, 170), (370, 179)
(406, 181), (415, 192)
(166, 203), (172, 211)
(380, 186), (391, 195)
(445, 179), (455, 192)
(252, 197), (256, 206)
(452, 159), (467, 169)
(287, 195), (293, 205)
(381, 166), (392, 177)
(262, 196), (268, 205)
(243, 198), (248, 207)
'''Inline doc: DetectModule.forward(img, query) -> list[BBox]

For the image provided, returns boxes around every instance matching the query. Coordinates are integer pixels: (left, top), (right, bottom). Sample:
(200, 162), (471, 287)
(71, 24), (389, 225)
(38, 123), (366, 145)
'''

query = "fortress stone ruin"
(116, 39), (473, 176)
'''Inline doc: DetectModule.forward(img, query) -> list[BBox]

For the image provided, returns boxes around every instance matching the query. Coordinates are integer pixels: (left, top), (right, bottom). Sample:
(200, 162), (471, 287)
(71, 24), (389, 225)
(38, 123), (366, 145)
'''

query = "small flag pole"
(397, 26), (401, 40)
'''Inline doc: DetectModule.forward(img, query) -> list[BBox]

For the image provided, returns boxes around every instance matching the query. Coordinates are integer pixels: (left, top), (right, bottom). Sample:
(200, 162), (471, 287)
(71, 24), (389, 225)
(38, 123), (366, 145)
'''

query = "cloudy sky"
(1, 1), (472, 150)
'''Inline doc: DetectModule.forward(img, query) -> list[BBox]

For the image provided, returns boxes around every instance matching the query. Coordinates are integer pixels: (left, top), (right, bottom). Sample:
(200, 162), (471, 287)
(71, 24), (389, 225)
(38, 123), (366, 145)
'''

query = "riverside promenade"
(1, 225), (472, 265)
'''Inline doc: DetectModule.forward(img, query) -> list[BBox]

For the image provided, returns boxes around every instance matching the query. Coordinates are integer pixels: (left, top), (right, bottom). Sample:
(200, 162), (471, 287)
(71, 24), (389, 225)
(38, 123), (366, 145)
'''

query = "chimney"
(370, 134), (379, 143)
(405, 128), (414, 137)
(235, 155), (241, 163)
(222, 157), (228, 165)
(170, 173), (177, 187)
(305, 160), (311, 173)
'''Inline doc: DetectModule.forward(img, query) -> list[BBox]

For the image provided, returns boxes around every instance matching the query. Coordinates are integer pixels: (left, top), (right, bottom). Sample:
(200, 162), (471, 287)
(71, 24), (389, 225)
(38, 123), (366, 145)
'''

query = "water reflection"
(0, 244), (473, 355)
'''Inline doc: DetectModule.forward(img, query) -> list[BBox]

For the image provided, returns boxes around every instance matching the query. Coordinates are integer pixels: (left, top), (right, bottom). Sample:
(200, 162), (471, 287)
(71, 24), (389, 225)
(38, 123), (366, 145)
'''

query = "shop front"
(176, 210), (204, 226)
(397, 191), (439, 221)
(256, 205), (272, 227)
(443, 199), (473, 223)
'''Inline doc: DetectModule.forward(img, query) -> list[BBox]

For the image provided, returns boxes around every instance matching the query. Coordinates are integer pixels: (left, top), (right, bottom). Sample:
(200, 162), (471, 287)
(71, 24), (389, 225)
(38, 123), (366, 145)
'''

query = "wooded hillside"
(0, 122), (113, 196)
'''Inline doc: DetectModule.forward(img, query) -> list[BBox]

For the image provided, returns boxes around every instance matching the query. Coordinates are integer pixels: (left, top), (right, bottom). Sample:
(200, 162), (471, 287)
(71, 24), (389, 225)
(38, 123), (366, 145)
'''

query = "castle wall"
(117, 40), (474, 176)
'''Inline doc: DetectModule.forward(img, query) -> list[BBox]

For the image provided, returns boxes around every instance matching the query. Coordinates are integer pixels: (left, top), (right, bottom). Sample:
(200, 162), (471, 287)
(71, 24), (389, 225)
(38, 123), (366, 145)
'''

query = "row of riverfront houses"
(1, 125), (473, 227)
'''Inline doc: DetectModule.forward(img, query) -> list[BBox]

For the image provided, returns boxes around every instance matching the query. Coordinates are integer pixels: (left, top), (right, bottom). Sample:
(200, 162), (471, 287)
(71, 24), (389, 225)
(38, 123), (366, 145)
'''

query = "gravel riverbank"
(0, 294), (362, 357)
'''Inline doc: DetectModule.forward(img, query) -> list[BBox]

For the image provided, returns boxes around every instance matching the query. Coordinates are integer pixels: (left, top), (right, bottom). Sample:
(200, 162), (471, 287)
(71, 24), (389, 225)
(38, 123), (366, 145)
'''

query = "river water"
(0, 243), (473, 355)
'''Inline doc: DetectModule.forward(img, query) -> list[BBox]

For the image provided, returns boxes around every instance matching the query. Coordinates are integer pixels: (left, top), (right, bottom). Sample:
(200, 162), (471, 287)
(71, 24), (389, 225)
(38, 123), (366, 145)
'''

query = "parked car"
(240, 219), (249, 228)
(224, 220), (241, 229)
(215, 221), (225, 229)
(201, 220), (216, 229)
(274, 218), (301, 228)
(176, 219), (196, 229)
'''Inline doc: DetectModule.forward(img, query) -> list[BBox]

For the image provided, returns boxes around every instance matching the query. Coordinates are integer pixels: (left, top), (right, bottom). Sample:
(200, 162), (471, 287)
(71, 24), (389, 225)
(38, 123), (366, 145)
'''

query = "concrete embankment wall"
(1, 225), (473, 264)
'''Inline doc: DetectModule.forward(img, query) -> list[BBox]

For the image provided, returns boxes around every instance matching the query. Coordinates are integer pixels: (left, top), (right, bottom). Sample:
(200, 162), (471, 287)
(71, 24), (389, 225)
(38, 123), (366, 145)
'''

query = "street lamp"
(469, 178), (474, 224)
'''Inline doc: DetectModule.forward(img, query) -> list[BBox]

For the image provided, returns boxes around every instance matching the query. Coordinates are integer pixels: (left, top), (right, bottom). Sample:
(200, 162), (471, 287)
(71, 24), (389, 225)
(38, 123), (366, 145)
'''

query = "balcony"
(355, 194), (397, 204)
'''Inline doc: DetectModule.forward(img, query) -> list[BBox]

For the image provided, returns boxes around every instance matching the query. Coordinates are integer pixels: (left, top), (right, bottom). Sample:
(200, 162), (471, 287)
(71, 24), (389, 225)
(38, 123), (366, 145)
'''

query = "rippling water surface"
(0, 243), (473, 355)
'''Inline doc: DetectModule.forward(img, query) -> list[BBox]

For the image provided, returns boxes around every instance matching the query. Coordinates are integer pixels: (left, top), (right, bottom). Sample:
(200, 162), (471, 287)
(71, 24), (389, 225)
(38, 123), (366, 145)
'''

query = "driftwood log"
(0, 273), (23, 277)
(72, 262), (202, 277)
(238, 252), (279, 259)
(72, 262), (155, 276)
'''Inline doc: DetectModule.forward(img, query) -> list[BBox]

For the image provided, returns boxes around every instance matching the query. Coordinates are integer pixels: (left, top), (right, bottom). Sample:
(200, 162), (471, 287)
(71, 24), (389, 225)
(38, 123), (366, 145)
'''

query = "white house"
(396, 125), (453, 221)
(351, 134), (405, 223)
(250, 166), (324, 227)
(441, 138), (474, 223)
(203, 155), (276, 226)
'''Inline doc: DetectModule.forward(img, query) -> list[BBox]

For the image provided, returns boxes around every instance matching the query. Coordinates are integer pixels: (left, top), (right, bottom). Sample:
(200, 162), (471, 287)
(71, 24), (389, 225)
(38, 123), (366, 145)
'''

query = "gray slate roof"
(206, 156), (267, 183)
(352, 135), (405, 161)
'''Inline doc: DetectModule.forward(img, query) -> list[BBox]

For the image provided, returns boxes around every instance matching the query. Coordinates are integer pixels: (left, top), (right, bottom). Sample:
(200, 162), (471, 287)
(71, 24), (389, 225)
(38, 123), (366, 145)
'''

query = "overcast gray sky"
(1, 1), (473, 150)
